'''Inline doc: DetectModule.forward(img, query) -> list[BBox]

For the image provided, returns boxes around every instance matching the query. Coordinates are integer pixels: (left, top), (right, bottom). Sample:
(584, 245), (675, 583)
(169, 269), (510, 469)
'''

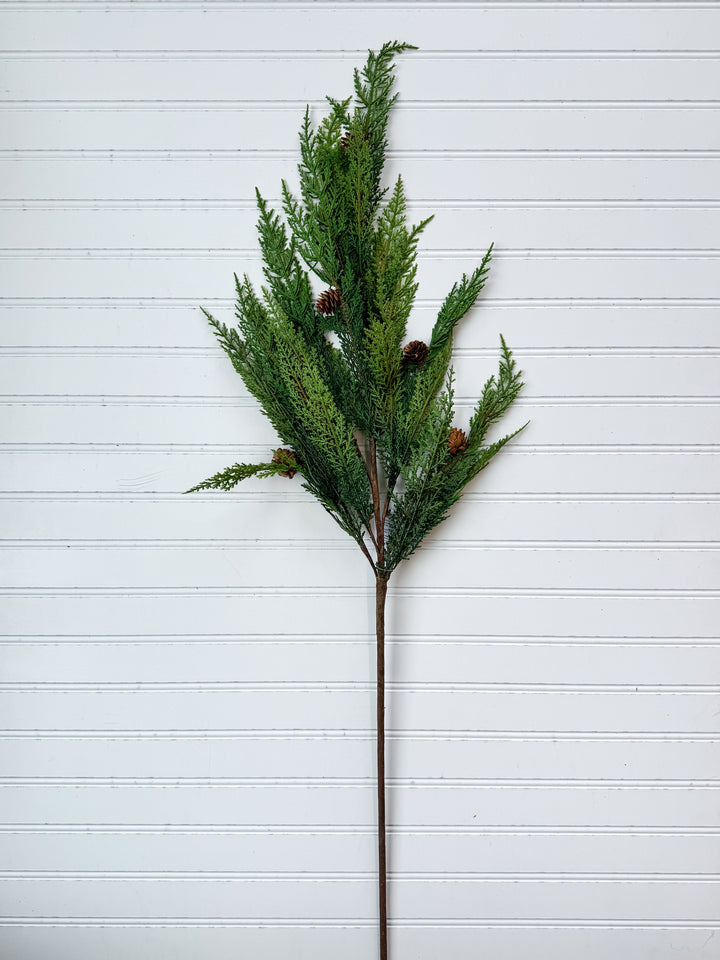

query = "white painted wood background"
(1, 1), (719, 957)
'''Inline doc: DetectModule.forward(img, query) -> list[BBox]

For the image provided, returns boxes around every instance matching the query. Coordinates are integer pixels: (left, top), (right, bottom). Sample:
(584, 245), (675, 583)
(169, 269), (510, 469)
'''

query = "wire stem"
(375, 572), (389, 960)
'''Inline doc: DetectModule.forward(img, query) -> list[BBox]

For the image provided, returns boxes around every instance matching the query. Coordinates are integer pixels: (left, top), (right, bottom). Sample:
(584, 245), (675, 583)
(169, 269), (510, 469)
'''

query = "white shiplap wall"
(1, 2), (720, 957)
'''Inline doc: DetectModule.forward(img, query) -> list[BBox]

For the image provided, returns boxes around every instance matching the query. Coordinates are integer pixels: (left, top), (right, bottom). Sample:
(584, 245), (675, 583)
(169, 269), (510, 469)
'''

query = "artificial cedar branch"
(186, 41), (525, 960)
(185, 459), (294, 493)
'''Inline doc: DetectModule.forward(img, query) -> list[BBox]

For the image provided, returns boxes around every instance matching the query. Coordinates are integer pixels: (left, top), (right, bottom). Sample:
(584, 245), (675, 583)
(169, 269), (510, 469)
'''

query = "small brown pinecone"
(316, 287), (342, 316)
(340, 130), (368, 154)
(448, 427), (468, 455)
(402, 340), (429, 365)
(272, 448), (298, 479)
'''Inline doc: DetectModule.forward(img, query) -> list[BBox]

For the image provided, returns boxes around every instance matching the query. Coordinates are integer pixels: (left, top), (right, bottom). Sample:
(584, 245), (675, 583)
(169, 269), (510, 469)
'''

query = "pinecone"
(340, 130), (368, 154)
(272, 448), (298, 479)
(448, 427), (468, 455)
(402, 340), (429, 365)
(316, 287), (342, 316)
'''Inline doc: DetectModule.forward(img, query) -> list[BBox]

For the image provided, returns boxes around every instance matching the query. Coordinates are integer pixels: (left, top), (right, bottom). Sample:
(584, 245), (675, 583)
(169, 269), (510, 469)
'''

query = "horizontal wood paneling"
(2, 303), (717, 349)
(3, 352), (718, 397)
(2, 252), (720, 299)
(0, 928), (716, 960)
(3, 6), (720, 53)
(2, 827), (719, 874)
(0, 495), (715, 542)
(0, 875), (718, 921)
(4, 53), (720, 103)
(7, 105), (720, 151)
(3, 204), (719, 253)
(0, 780), (717, 827)
(4, 157), (720, 200)
(2, 400), (718, 445)
(3, 543), (719, 590)
(6, 450), (719, 495)
(3, 592), (718, 639)
(0, 736), (718, 781)
(2, 3), (718, 957)
(1, 639), (718, 685)
(3, 686), (718, 732)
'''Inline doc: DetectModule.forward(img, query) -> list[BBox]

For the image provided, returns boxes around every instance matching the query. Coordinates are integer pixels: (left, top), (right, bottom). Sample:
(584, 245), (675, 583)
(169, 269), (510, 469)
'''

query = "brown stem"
(375, 573), (389, 960)
(357, 535), (377, 575)
(356, 437), (381, 554)
(367, 438), (389, 958)
(380, 477), (396, 530)
(365, 520), (380, 554)
(368, 438), (384, 567)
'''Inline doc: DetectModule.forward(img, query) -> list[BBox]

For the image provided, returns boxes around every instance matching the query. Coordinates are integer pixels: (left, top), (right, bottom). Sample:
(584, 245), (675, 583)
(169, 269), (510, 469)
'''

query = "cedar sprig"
(185, 459), (295, 494)
(186, 42), (528, 960)
(188, 39), (525, 581)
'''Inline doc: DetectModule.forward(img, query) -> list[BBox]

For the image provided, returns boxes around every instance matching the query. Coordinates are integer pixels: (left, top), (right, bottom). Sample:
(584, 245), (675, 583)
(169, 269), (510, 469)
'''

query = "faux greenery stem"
(375, 572), (389, 960)
(186, 41), (526, 960)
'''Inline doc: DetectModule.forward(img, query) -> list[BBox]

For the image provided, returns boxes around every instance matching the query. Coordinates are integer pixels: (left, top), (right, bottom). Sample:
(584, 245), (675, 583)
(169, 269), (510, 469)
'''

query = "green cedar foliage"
(185, 455), (297, 494)
(188, 41), (526, 578)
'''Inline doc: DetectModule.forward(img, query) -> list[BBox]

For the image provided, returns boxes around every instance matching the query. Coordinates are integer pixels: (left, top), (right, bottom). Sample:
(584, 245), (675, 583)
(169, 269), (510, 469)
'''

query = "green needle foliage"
(187, 41), (526, 959)
(188, 40), (526, 578)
